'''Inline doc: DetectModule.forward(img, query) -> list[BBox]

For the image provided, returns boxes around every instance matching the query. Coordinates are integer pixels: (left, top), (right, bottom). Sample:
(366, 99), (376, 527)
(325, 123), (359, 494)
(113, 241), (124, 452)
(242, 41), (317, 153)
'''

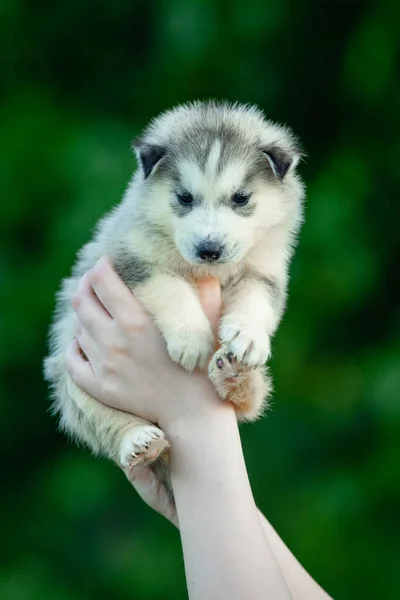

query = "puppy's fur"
(44, 101), (305, 479)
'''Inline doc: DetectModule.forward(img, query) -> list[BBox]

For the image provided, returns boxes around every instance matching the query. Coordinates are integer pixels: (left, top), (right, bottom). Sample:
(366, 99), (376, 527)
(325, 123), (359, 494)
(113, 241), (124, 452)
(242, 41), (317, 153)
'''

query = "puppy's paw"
(209, 347), (270, 420)
(208, 346), (250, 399)
(219, 315), (271, 367)
(166, 324), (214, 371)
(119, 425), (169, 469)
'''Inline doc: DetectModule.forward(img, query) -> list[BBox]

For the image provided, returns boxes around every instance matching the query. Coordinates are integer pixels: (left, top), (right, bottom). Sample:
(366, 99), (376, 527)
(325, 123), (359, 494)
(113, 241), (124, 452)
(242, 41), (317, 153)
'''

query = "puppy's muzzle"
(196, 240), (224, 262)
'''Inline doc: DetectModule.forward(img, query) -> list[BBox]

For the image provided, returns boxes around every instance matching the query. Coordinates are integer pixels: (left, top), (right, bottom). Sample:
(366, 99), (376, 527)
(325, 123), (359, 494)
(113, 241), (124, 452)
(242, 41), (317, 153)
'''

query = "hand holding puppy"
(66, 258), (223, 434)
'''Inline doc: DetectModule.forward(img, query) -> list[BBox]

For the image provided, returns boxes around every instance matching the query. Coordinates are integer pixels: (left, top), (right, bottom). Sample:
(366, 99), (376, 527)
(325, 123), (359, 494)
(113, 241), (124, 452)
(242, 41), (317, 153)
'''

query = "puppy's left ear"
(132, 138), (166, 179)
(262, 145), (301, 181)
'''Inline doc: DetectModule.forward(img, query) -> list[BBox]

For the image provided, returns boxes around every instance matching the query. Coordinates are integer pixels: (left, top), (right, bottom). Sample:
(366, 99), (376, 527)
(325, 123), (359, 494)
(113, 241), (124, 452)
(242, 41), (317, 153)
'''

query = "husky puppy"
(44, 101), (305, 473)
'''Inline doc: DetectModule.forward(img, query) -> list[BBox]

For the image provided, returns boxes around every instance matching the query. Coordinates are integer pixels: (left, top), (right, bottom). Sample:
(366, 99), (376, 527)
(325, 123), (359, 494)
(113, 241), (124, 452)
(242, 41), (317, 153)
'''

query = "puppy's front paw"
(166, 324), (214, 371)
(219, 315), (271, 367)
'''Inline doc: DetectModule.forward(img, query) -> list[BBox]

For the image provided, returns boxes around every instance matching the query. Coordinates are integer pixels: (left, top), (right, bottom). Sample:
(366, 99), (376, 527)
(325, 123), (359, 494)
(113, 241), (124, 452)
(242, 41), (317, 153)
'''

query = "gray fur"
(231, 201), (256, 218)
(44, 100), (305, 480)
(254, 275), (286, 314)
(113, 254), (151, 287)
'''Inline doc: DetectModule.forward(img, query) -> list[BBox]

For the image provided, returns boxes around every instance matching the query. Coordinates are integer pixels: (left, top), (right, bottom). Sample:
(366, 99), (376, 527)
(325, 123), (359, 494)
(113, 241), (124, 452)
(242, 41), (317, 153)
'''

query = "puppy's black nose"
(196, 241), (222, 262)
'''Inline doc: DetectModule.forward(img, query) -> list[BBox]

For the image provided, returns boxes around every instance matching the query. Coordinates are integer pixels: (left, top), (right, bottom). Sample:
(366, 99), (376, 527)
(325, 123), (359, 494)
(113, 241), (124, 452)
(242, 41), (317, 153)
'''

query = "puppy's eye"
(232, 192), (251, 206)
(176, 192), (194, 206)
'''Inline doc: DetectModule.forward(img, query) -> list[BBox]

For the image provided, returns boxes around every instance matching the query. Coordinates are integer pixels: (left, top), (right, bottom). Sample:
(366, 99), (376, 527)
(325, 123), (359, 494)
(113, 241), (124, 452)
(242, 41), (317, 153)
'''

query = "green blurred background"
(1, 1), (399, 598)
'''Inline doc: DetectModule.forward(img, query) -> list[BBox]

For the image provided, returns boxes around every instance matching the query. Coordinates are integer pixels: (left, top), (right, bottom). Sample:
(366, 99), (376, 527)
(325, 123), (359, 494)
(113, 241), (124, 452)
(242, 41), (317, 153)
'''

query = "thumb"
(197, 278), (222, 333)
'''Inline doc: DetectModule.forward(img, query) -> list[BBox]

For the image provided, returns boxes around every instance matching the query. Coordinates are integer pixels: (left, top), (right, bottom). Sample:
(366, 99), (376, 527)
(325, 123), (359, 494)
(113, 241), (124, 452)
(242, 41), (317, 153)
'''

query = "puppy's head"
(133, 101), (304, 266)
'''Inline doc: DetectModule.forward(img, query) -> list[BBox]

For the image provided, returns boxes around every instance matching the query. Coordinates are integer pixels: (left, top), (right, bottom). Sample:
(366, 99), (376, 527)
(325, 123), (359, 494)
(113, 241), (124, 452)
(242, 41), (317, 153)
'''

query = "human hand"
(65, 258), (223, 525)
(123, 463), (179, 528)
(66, 257), (223, 434)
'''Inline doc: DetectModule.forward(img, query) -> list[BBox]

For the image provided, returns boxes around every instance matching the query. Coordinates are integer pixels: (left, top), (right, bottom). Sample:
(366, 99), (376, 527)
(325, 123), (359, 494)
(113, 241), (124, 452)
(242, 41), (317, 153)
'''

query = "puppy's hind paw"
(119, 425), (170, 470)
(208, 346), (250, 399)
(209, 347), (270, 420)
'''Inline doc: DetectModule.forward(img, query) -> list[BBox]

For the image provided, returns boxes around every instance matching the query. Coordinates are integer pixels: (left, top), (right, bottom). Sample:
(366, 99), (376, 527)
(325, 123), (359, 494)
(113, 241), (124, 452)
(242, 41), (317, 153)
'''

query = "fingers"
(76, 325), (100, 367)
(72, 271), (112, 339)
(197, 278), (223, 333)
(123, 465), (179, 527)
(90, 257), (147, 324)
(65, 338), (98, 398)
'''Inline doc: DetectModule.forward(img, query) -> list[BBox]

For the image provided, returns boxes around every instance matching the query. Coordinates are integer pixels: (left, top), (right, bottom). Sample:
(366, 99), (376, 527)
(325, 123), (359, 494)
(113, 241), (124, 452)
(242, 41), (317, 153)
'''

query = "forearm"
(166, 402), (293, 600)
(257, 511), (333, 600)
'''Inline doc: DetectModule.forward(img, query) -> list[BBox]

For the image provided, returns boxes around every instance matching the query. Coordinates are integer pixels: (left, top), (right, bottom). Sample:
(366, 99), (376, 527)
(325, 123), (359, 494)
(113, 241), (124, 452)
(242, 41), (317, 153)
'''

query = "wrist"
(159, 373), (227, 439)
(165, 399), (234, 446)
(167, 399), (242, 491)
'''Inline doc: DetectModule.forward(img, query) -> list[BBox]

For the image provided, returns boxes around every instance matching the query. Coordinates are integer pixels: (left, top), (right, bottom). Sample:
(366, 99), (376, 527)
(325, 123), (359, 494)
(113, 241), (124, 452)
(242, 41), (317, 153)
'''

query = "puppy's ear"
(132, 138), (166, 179)
(262, 145), (301, 181)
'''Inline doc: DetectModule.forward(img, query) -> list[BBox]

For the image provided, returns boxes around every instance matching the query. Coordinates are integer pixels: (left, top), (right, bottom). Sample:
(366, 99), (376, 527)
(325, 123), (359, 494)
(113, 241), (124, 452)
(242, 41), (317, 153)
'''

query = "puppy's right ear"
(132, 138), (166, 179)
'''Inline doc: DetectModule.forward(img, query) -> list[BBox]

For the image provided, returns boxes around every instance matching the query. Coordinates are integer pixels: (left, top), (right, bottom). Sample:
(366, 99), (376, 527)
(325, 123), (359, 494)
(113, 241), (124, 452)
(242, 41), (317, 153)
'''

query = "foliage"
(1, 1), (399, 598)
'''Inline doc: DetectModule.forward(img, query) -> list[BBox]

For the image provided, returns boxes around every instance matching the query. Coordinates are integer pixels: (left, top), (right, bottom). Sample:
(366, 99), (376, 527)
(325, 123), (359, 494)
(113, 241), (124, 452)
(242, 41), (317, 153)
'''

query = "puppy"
(44, 101), (305, 477)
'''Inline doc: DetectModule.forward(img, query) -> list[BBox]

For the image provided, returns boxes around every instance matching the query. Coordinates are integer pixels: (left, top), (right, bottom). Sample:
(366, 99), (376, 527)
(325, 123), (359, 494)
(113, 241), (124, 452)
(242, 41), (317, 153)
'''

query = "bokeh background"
(1, 0), (399, 598)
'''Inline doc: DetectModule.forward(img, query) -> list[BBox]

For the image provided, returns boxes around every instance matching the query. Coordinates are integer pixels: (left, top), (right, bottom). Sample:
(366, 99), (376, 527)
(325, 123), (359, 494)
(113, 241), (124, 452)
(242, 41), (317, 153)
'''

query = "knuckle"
(119, 311), (148, 334)
(109, 338), (127, 355)
(76, 272), (89, 294)
(101, 379), (118, 402)
(90, 261), (106, 286)
(100, 356), (116, 377)
(71, 292), (82, 310)
(100, 330), (125, 356)
(73, 273), (91, 309)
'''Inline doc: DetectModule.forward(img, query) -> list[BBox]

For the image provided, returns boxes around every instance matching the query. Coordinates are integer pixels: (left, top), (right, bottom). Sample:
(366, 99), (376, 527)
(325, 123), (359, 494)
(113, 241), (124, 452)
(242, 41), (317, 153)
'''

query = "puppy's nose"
(196, 241), (222, 262)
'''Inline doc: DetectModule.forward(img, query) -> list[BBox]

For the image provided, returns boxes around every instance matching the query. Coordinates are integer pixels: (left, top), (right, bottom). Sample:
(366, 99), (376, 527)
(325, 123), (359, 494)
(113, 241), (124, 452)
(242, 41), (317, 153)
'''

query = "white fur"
(205, 140), (222, 176)
(44, 101), (305, 480)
